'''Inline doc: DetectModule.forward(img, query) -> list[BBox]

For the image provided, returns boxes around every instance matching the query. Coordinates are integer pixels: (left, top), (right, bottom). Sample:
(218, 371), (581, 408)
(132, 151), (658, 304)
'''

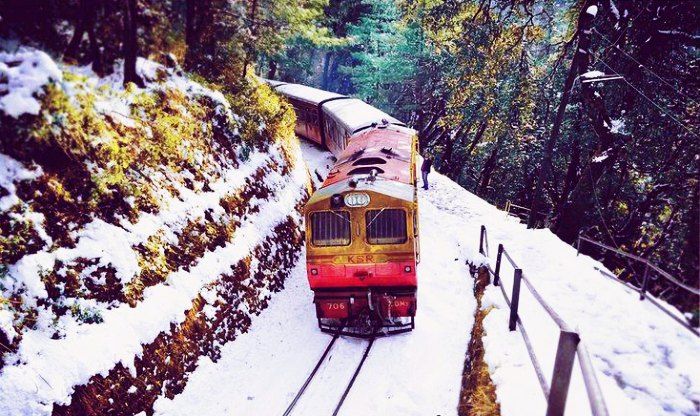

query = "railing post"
(479, 225), (485, 255)
(639, 263), (650, 300)
(508, 269), (522, 331)
(576, 232), (582, 256)
(494, 244), (504, 286)
(546, 330), (581, 416)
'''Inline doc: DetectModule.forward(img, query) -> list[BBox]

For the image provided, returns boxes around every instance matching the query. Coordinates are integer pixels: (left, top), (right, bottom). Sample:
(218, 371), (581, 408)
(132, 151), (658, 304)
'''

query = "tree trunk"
(65, 0), (101, 73)
(475, 138), (501, 197)
(123, 0), (144, 87)
(64, 0), (90, 61)
(184, 0), (201, 70)
(321, 51), (333, 90)
(242, 0), (259, 77)
(528, 2), (596, 228)
(87, 20), (103, 75)
(555, 138), (580, 218)
(267, 60), (277, 79)
(185, 0), (196, 48)
(465, 119), (489, 156)
(437, 121), (471, 178)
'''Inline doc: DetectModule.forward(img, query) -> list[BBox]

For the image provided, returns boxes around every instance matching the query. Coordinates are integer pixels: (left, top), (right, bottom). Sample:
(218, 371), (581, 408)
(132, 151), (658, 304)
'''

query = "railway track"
(282, 334), (376, 416)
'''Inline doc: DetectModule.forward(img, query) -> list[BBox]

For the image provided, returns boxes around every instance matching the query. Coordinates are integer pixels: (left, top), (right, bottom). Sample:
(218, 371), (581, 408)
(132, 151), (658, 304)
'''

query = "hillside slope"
(422, 161), (700, 415)
(1, 49), (697, 416)
(0, 49), (312, 416)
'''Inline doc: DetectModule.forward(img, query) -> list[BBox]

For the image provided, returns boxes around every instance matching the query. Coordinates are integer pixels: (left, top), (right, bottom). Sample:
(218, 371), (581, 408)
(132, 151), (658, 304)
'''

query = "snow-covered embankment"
(0, 49), (312, 415)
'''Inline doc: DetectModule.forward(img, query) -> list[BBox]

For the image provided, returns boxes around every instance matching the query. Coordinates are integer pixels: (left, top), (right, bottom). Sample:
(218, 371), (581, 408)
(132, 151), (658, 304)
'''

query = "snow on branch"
(586, 5), (599, 17)
(656, 30), (700, 47)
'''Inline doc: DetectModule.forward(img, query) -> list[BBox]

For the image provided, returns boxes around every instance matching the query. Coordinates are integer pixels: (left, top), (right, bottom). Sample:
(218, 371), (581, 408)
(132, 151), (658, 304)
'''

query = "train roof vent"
(380, 147), (399, 157)
(349, 148), (365, 161)
(352, 157), (387, 166)
(348, 166), (385, 176)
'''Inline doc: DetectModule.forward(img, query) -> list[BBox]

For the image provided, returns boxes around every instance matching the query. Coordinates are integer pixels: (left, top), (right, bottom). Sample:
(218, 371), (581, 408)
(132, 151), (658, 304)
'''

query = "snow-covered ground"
(152, 141), (477, 416)
(153, 140), (699, 416)
(421, 165), (700, 415)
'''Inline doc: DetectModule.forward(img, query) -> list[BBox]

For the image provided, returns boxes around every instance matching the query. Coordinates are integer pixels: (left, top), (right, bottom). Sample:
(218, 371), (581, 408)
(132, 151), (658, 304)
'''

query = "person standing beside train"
(421, 155), (433, 190)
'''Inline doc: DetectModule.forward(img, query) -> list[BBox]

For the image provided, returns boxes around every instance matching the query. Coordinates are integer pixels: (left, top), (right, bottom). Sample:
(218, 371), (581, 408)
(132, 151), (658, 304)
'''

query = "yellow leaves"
(525, 25), (546, 43)
(616, 201), (629, 215)
(17, 59), (292, 219)
(46, 176), (73, 203)
(126, 233), (169, 306)
(657, 205), (673, 223)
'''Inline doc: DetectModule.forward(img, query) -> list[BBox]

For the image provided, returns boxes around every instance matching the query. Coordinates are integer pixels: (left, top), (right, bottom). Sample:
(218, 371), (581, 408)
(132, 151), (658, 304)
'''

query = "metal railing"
(503, 200), (551, 228)
(576, 234), (699, 337)
(478, 225), (609, 416)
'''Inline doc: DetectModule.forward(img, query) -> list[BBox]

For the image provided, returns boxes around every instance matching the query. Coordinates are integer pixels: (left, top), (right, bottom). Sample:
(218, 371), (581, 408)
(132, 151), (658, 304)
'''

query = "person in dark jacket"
(421, 155), (432, 190)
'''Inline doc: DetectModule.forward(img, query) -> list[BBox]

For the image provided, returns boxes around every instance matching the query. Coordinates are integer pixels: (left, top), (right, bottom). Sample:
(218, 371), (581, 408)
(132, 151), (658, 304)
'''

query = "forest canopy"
(269, 0), (699, 319)
(0, 0), (697, 319)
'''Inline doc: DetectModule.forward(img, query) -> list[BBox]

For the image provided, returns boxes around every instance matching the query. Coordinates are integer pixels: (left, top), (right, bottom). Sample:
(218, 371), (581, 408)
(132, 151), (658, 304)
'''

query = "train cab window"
(366, 209), (407, 245)
(348, 166), (385, 175)
(352, 157), (387, 166)
(311, 211), (351, 246)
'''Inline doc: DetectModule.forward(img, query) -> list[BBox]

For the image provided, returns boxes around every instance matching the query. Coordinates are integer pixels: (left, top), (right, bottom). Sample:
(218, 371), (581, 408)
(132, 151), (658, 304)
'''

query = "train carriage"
(267, 79), (420, 337)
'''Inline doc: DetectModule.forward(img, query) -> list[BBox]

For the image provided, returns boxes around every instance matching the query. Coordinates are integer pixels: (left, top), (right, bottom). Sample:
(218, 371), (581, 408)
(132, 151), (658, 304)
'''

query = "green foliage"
(340, 0), (419, 112)
(70, 303), (104, 324)
(0, 207), (42, 265)
(225, 78), (297, 152)
(271, 0), (699, 313)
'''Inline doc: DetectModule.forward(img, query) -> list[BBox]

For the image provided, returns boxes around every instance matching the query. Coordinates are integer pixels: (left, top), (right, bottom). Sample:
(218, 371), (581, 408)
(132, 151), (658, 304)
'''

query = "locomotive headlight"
(311, 268), (318, 275)
(344, 192), (370, 207)
(404, 266), (412, 273)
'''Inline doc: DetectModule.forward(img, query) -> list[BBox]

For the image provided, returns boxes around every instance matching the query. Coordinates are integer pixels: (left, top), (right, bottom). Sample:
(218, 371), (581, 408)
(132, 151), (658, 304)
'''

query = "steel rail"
(500, 246), (571, 331)
(519, 272), (571, 332)
(282, 333), (341, 416)
(502, 249), (519, 269)
(332, 337), (375, 416)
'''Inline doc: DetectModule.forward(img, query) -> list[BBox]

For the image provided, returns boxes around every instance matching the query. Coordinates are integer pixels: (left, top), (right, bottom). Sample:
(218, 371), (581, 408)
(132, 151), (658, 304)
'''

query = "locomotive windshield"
(310, 211), (351, 246)
(366, 209), (407, 244)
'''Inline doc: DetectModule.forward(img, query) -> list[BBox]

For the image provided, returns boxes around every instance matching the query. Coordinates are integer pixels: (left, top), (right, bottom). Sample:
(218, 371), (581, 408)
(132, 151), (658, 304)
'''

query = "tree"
(122, 0), (145, 87)
(64, 0), (104, 74)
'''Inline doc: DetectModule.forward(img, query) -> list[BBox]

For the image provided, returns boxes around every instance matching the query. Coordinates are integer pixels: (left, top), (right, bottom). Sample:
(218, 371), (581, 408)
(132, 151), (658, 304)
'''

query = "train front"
(304, 132), (419, 337)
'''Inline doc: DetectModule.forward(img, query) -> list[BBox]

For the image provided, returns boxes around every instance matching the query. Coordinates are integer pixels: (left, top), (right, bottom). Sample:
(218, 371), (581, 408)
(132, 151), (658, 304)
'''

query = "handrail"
(577, 234), (700, 296)
(593, 267), (699, 337)
(478, 225), (609, 416)
(488, 264), (551, 399)
(504, 200), (549, 217)
(520, 272), (571, 332)
(499, 246), (571, 331)
(577, 233), (699, 336)
(502, 249), (518, 268)
(576, 342), (609, 416)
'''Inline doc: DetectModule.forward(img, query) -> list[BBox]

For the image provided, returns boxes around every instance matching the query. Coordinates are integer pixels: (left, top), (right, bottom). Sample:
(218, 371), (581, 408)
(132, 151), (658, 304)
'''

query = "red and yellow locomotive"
(268, 80), (420, 336)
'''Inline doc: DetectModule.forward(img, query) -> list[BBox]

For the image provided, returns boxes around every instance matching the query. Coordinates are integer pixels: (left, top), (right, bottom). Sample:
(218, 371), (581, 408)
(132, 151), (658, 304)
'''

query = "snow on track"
(153, 141), (477, 416)
(287, 337), (371, 416)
